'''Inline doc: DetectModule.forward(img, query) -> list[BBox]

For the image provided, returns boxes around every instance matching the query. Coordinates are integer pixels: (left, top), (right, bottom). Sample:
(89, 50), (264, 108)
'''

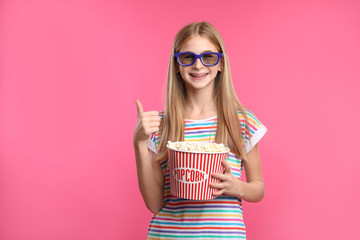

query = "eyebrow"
(181, 50), (216, 53)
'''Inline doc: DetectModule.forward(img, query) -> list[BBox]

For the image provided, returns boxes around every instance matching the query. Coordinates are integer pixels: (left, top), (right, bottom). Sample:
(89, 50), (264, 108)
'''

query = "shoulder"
(237, 108), (267, 153)
(237, 109), (263, 130)
(237, 108), (267, 148)
(237, 108), (256, 120)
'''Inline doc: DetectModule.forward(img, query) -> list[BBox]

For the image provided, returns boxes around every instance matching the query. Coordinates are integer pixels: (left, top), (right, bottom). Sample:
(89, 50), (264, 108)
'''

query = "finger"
(141, 119), (161, 129)
(148, 121), (160, 127)
(142, 111), (159, 117)
(135, 100), (144, 115)
(211, 173), (228, 181)
(143, 115), (161, 123)
(222, 160), (232, 174)
(213, 188), (226, 197)
(147, 127), (160, 134)
(142, 126), (160, 135)
(210, 182), (225, 189)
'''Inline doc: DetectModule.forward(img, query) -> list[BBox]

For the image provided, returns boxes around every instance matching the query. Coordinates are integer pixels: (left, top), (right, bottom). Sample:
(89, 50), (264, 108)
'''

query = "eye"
(203, 54), (216, 59)
(183, 54), (194, 59)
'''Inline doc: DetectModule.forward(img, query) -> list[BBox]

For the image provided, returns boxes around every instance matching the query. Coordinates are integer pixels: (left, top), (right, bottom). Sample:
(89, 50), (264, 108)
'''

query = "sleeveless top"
(147, 110), (267, 239)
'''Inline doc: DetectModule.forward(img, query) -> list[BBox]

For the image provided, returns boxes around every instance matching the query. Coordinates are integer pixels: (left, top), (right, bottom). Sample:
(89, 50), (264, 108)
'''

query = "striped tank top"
(147, 110), (267, 239)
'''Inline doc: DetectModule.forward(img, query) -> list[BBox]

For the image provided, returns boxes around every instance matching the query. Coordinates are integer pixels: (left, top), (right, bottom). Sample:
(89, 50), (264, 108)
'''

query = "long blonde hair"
(157, 21), (252, 161)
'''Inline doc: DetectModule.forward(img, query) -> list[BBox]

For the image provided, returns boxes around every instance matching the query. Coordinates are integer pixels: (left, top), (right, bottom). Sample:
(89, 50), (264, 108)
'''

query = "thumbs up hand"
(134, 100), (161, 144)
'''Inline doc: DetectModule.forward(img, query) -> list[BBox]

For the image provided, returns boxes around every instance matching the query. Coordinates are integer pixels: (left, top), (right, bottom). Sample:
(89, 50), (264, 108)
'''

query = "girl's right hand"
(133, 100), (161, 144)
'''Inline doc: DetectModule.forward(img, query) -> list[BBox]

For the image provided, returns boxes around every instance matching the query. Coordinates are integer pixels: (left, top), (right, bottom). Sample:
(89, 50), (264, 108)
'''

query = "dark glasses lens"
(178, 53), (195, 65)
(201, 53), (218, 65)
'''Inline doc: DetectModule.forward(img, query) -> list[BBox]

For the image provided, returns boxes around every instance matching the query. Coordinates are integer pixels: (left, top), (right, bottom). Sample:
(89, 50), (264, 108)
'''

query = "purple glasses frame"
(174, 52), (223, 66)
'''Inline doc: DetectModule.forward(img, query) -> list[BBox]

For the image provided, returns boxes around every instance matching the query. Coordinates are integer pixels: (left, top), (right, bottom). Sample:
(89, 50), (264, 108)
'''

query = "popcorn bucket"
(167, 147), (229, 200)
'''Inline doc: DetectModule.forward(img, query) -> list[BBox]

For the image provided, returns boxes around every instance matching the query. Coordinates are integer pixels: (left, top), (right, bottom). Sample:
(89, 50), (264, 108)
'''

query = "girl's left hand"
(210, 160), (245, 198)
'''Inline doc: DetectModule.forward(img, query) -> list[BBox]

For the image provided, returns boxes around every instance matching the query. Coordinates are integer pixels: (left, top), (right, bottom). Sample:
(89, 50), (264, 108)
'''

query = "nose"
(192, 57), (203, 69)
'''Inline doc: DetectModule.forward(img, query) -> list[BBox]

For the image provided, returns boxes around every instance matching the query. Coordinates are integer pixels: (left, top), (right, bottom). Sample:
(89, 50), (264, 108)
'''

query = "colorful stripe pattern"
(147, 110), (266, 239)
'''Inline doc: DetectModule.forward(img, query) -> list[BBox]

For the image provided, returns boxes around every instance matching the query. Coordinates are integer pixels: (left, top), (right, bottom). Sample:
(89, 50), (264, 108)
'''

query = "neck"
(184, 87), (217, 120)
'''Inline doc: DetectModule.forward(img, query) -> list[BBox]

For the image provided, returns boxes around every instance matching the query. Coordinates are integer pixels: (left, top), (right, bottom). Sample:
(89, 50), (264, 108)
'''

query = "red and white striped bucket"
(167, 147), (229, 200)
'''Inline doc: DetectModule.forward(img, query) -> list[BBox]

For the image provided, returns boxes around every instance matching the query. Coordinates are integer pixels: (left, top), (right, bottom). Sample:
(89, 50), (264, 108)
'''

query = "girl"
(134, 22), (267, 239)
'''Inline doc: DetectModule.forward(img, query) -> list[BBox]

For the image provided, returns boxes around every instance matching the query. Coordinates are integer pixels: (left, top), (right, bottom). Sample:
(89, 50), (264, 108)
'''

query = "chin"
(186, 82), (214, 91)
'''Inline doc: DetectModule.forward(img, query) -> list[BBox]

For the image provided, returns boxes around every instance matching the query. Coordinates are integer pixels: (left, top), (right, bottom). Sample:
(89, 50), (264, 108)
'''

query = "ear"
(219, 58), (224, 72)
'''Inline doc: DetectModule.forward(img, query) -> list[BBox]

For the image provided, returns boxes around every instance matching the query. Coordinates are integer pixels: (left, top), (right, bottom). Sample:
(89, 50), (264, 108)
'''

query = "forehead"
(179, 36), (219, 53)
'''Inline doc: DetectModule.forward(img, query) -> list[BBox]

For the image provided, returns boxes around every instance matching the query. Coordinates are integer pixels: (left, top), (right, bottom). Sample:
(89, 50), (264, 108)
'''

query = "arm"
(240, 143), (265, 202)
(134, 142), (164, 213)
(210, 143), (265, 202)
(133, 100), (164, 213)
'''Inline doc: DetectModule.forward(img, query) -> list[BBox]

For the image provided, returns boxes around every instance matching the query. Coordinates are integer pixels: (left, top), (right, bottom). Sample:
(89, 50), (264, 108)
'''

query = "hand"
(133, 100), (161, 144)
(210, 159), (246, 198)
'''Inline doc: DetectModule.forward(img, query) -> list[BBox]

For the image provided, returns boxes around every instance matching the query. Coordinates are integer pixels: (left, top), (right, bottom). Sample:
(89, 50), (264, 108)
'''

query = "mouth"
(189, 73), (209, 79)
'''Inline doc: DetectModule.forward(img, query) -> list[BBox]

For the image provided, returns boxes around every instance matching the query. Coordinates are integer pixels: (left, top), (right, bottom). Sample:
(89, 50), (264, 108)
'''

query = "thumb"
(223, 160), (232, 174)
(135, 99), (143, 115)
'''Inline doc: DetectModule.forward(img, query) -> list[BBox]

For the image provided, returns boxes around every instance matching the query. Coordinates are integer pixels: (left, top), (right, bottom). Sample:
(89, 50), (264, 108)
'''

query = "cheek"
(179, 68), (188, 78)
(178, 71), (187, 83)
(211, 66), (222, 74)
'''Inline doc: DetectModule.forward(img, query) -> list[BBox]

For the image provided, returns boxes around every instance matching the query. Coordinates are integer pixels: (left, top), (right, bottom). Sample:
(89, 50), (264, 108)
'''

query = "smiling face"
(177, 35), (223, 94)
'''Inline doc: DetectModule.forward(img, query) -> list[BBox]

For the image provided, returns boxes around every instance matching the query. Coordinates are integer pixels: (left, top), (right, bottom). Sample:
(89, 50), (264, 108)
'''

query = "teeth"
(191, 73), (207, 77)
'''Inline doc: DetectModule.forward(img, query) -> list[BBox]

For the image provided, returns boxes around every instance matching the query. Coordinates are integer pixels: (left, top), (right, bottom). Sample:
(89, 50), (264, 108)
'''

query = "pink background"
(1, 0), (359, 239)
